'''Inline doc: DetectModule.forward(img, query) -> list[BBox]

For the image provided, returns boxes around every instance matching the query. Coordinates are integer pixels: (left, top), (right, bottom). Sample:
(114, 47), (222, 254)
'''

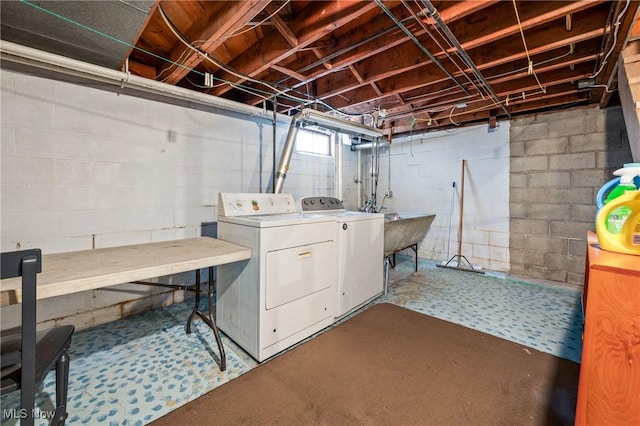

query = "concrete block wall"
(0, 69), (350, 330)
(371, 122), (511, 272)
(509, 106), (633, 286)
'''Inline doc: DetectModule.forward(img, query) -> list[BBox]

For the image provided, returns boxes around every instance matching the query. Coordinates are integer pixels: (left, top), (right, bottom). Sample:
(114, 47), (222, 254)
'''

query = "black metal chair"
(1, 249), (74, 426)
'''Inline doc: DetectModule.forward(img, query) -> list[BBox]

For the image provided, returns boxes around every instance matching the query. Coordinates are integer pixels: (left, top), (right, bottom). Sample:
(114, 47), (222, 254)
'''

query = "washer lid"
(303, 211), (383, 222)
(333, 211), (384, 222)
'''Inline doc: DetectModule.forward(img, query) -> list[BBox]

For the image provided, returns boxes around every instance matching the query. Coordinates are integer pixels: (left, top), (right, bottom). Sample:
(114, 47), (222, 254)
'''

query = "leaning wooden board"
(0, 237), (251, 306)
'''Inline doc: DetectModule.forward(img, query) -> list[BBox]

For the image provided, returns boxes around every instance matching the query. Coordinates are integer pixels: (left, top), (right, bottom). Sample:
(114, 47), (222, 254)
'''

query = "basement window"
(296, 128), (333, 157)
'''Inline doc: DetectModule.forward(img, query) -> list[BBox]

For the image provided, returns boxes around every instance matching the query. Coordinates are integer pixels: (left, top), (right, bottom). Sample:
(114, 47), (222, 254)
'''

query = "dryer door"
(265, 241), (333, 309)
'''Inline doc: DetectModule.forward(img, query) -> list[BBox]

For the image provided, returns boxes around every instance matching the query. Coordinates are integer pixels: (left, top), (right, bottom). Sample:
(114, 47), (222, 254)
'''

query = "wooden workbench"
(0, 237), (252, 371)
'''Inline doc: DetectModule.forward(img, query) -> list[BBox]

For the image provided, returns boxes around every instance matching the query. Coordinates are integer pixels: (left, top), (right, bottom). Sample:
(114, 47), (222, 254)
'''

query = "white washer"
(216, 193), (336, 362)
(300, 196), (384, 319)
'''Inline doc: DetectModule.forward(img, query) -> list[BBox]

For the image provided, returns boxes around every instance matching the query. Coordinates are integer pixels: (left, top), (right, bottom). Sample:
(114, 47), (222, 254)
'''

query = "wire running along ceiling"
(1, 0), (639, 136)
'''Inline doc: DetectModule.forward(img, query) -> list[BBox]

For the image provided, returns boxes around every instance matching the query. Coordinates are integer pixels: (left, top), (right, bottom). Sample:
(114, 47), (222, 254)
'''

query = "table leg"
(185, 272), (201, 334)
(411, 244), (418, 272)
(186, 267), (226, 371)
(206, 267), (226, 371)
(384, 256), (390, 296)
(132, 269), (227, 371)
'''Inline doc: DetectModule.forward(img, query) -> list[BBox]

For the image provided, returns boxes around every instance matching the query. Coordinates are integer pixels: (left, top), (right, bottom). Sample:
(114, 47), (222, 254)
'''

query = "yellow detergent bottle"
(596, 190), (640, 255)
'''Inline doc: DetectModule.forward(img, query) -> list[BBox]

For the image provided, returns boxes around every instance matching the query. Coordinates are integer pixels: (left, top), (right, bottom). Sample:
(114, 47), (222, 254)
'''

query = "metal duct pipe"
(298, 108), (384, 138)
(419, 0), (511, 119)
(271, 100), (278, 193)
(274, 108), (383, 193)
(274, 112), (302, 193)
(351, 140), (389, 151)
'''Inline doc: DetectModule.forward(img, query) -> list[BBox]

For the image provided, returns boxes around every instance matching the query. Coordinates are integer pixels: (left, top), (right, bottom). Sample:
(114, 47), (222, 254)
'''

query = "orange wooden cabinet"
(575, 232), (640, 425)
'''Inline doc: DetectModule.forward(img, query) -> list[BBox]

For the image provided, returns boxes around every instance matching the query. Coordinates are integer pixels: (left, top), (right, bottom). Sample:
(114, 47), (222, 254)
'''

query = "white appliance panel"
(261, 288), (333, 353)
(218, 193), (297, 216)
(217, 223), (259, 355)
(260, 221), (334, 251)
(298, 196), (384, 319)
(216, 195), (336, 362)
(265, 241), (334, 309)
(336, 216), (383, 316)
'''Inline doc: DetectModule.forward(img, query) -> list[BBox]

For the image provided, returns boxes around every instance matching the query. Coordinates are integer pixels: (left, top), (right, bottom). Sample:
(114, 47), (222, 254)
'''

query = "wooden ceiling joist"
(123, 0), (639, 134)
(157, 0), (270, 85)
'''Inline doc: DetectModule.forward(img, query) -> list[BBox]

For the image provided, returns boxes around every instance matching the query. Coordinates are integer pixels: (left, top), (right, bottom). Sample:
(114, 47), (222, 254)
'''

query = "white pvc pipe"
(357, 150), (363, 209)
(0, 40), (274, 119)
(334, 133), (343, 201)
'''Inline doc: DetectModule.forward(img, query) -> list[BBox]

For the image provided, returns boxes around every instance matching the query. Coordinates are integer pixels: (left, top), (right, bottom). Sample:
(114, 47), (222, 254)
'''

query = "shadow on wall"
(602, 107), (634, 174)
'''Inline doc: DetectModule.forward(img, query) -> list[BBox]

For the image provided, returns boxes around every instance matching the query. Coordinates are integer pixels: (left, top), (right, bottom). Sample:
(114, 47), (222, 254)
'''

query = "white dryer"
(217, 193), (336, 362)
(300, 196), (383, 319)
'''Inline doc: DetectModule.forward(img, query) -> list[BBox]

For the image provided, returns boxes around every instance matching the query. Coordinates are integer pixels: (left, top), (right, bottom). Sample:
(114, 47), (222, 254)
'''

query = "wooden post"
(457, 159), (466, 261)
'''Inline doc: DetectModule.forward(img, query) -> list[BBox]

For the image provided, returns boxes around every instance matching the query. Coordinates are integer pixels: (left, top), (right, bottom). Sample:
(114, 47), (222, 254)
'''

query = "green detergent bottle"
(603, 164), (640, 233)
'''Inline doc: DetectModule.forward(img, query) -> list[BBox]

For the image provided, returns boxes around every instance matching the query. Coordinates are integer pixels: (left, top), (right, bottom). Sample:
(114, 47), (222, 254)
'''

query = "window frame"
(295, 127), (334, 157)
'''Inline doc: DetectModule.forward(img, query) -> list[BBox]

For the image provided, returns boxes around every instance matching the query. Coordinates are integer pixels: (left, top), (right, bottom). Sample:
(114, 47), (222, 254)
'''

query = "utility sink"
(383, 212), (436, 257)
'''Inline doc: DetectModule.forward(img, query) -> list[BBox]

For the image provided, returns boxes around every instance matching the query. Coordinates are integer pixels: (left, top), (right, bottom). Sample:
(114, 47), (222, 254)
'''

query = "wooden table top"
(587, 231), (640, 276)
(0, 237), (251, 306)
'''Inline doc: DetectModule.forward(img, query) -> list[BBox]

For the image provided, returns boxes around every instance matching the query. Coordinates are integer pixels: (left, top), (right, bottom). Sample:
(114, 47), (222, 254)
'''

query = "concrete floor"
(1, 256), (583, 425)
